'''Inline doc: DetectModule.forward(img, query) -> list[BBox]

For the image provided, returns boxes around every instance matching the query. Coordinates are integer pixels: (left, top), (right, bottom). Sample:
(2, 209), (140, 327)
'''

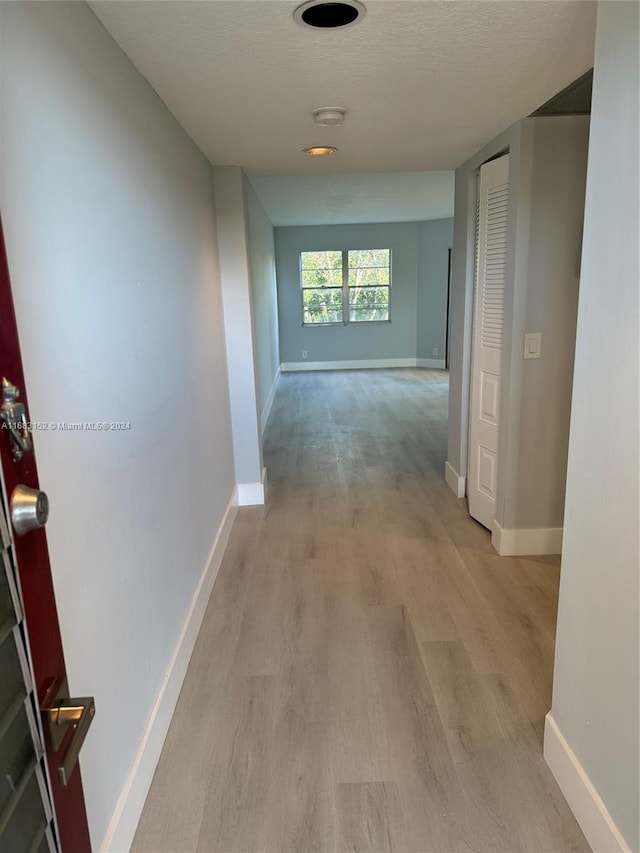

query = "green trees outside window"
(300, 249), (391, 325)
(300, 250), (343, 325)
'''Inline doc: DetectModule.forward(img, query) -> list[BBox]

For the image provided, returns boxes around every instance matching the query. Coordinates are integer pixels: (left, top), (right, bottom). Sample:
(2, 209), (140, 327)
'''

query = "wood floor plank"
(365, 606), (477, 852)
(263, 718), (337, 853)
(420, 640), (590, 853)
(130, 524), (263, 852)
(335, 781), (408, 853)
(457, 546), (558, 645)
(419, 639), (535, 852)
(132, 368), (589, 853)
(232, 537), (289, 677)
(196, 676), (274, 853)
(421, 481), (496, 553)
(276, 560), (331, 726)
(327, 595), (391, 783)
(390, 535), (459, 642)
(455, 545), (559, 734)
(352, 530), (404, 607)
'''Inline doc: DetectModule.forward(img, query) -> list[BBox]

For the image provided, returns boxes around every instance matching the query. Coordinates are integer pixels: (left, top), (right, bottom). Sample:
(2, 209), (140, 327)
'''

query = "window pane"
(348, 248), (391, 316)
(350, 304), (389, 322)
(347, 286), (389, 306)
(301, 267), (342, 288)
(348, 286), (389, 322)
(303, 288), (343, 324)
(301, 251), (342, 271)
(347, 266), (390, 286)
(348, 249), (390, 269)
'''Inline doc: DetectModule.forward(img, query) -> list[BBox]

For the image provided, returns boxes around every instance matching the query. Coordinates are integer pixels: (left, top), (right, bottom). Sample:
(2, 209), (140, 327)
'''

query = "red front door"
(0, 218), (92, 850)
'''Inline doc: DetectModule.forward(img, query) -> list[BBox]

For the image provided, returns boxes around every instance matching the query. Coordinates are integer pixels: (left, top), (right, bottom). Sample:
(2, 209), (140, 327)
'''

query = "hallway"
(132, 369), (588, 852)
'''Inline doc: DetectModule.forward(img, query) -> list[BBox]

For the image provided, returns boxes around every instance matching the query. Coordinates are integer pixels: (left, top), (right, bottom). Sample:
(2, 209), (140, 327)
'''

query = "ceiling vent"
(530, 69), (593, 117)
(294, 1), (366, 29)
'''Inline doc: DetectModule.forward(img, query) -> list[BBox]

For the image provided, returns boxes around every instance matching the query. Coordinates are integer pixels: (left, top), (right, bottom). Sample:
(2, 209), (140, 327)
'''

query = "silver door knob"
(10, 485), (49, 536)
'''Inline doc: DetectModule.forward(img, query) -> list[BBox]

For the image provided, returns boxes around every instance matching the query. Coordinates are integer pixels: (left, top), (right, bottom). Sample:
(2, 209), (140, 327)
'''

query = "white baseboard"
(281, 358), (417, 372)
(416, 357), (447, 369)
(100, 488), (239, 852)
(280, 358), (449, 373)
(261, 367), (280, 435)
(237, 467), (267, 506)
(491, 521), (563, 556)
(444, 461), (466, 498)
(544, 714), (631, 853)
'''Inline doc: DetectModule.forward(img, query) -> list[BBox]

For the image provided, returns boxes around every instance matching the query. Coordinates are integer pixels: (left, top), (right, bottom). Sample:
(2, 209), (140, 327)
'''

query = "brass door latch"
(41, 677), (96, 786)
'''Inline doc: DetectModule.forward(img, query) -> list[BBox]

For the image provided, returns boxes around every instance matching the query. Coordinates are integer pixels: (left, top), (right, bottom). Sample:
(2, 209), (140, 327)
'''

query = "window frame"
(299, 250), (344, 327)
(299, 248), (392, 327)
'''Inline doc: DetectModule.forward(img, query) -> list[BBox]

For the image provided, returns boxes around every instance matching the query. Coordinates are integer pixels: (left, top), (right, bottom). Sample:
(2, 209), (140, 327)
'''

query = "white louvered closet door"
(468, 153), (509, 530)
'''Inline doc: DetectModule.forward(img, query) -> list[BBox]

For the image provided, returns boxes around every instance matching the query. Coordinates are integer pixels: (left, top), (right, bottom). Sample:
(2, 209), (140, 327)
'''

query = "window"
(300, 250), (343, 325)
(300, 249), (391, 325)
(348, 249), (391, 323)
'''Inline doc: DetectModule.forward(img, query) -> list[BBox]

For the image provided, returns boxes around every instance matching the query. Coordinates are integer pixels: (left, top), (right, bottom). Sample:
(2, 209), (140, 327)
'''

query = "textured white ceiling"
(90, 0), (596, 176)
(250, 171), (454, 225)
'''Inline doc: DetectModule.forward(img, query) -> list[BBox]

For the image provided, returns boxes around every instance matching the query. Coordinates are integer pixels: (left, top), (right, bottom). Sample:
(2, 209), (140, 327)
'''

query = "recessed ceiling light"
(313, 107), (346, 127)
(303, 146), (338, 156)
(294, 0), (366, 30)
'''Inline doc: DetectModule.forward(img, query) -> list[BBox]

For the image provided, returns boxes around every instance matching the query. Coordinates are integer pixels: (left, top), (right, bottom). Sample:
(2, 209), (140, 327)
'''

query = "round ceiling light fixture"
(302, 146), (338, 156)
(313, 107), (346, 126)
(294, 0), (366, 29)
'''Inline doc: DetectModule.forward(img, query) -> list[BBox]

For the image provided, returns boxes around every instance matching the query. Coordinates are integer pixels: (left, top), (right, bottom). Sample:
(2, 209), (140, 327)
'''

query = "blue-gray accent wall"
(417, 218), (454, 361)
(275, 219), (453, 365)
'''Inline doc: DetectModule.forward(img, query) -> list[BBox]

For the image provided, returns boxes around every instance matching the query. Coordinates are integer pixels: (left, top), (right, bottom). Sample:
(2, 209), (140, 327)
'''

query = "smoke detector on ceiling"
(313, 107), (346, 127)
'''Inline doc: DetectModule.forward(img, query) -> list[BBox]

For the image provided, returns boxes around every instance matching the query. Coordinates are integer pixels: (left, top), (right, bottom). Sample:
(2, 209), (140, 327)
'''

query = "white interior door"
(468, 153), (509, 530)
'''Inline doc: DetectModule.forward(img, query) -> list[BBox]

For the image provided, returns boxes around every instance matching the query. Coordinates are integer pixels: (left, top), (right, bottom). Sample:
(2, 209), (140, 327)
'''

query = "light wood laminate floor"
(132, 369), (588, 853)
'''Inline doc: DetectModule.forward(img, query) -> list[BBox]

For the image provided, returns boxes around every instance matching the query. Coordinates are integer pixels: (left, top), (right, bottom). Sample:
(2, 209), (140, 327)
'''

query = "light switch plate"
(524, 333), (541, 359)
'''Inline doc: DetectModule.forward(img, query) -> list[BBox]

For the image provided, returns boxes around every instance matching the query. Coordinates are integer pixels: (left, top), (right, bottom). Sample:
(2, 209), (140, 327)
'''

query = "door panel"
(0, 485), (54, 851)
(0, 220), (91, 849)
(468, 154), (509, 530)
(1, 764), (55, 851)
(477, 445), (498, 499)
(479, 371), (500, 425)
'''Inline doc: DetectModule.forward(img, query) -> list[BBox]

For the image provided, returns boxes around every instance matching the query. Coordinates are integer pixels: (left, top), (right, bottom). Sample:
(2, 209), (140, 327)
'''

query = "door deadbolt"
(1, 378), (33, 461)
(10, 485), (49, 536)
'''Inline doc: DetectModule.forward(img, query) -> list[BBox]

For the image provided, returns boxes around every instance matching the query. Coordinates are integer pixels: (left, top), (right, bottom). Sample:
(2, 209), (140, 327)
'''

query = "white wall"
(213, 166), (264, 496)
(509, 117), (589, 530)
(0, 2), (236, 847)
(545, 3), (639, 850)
(245, 177), (280, 432)
(250, 171), (454, 227)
